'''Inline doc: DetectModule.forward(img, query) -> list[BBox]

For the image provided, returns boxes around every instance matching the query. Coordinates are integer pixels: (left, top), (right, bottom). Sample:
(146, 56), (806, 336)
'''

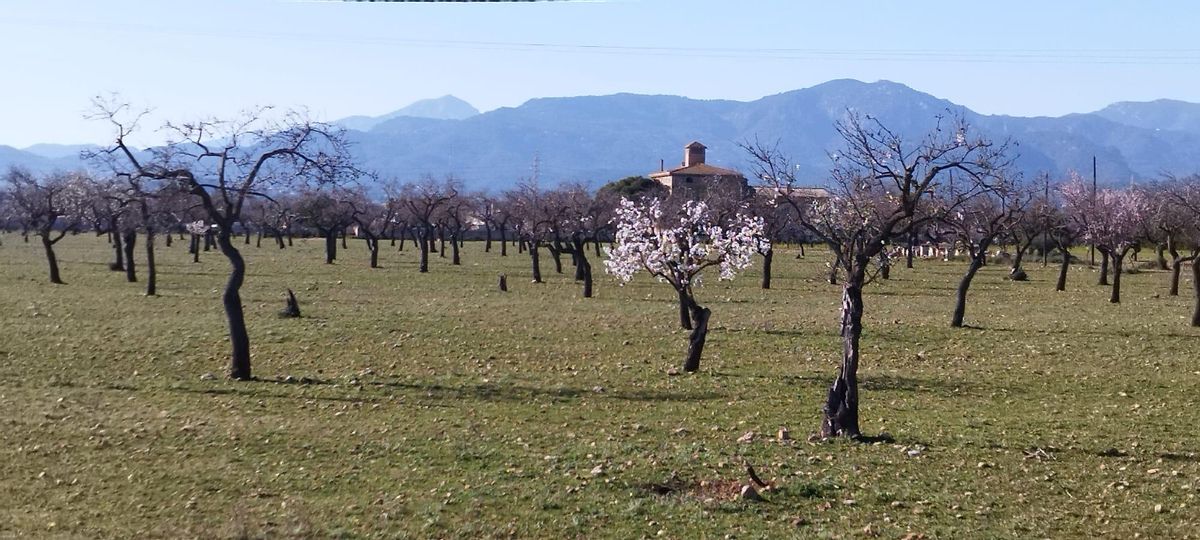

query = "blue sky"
(2, 0), (1197, 146)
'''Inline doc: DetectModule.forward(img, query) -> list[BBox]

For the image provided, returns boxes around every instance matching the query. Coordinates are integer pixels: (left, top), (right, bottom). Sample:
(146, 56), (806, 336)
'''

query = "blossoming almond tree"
(1062, 179), (1150, 303)
(605, 198), (764, 373)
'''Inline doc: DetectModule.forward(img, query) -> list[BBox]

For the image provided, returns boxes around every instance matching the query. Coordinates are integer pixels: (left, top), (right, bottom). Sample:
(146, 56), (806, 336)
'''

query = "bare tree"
(402, 176), (458, 273)
(745, 113), (1011, 438)
(940, 175), (1031, 327)
(92, 100), (360, 380)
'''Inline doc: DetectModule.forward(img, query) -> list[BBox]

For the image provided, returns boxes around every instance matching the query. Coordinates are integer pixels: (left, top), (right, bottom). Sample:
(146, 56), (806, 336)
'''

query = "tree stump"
(279, 289), (301, 318)
(498, 274), (508, 292)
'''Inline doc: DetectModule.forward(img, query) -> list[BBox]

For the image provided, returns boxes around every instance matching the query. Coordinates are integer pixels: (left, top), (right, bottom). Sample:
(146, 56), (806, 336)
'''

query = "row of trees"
(4, 101), (1200, 442)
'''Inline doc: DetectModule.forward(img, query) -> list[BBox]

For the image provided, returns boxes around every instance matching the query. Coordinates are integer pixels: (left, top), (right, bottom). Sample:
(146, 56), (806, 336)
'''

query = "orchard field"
(1, 234), (1198, 538)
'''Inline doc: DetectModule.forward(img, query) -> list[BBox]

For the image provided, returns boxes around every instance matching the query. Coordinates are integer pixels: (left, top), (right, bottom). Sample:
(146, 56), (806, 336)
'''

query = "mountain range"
(4, 80), (1200, 190)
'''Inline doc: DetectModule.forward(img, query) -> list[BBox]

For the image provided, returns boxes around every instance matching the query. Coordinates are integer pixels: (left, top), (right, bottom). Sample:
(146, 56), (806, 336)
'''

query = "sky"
(2, 0), (1199, 147)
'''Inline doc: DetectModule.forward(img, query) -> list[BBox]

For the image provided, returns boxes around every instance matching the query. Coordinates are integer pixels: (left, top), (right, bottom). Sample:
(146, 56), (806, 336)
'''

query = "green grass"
(1, 233), (1198, 538)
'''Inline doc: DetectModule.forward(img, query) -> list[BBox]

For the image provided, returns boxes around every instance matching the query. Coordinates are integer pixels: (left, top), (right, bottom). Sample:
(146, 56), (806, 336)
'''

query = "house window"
(685, 177), (693, 183)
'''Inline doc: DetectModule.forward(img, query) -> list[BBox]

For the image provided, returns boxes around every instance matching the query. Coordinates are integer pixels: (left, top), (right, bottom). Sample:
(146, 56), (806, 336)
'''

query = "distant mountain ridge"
(5, 80), (1200, 190)
(335, 95), (479, 132)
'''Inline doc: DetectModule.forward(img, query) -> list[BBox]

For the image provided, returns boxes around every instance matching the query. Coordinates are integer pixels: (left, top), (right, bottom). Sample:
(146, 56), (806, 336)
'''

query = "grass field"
(1, 233), (1198, 538)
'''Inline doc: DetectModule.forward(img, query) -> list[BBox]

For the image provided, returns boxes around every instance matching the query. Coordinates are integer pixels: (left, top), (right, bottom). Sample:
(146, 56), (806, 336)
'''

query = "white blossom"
(604, 198), (764, 291)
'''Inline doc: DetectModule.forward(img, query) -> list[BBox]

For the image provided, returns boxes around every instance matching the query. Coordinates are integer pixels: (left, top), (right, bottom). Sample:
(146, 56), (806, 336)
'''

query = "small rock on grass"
(199, 373), (217, 381)
(740, 485), (763, 502)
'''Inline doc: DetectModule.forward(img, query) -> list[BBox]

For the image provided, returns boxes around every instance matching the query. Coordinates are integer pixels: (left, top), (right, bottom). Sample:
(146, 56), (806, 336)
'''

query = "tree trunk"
(548, 244), (563, 274)
(110, 227), (125, 271)
(828, 263), (838, 285)
(905, 231), (915, 269)
(274, 231), (285, 249)
(682, 296), (711, 373)
(821, 266), (864, 439)
(367, 236), (379, 268)
(1192, 259), (1200, 327)
(484, 225), (492, 252)
(499, 226), (508, 256)
(216, 230), (251, 380)
(165, 233), (172, 248)
(190, 234), (201, 263)
(341, 230), (347, 249)
(1110, 251), (1125, 304)
(529, 241), (543, 283)
(438, 228), (446, 258)
(123, 230), (137, 283)
(761, 248), (773, 289)
(256, 231), (262, 248)
(244, 227), (251, 245)
(1098, 249), (1110, 286)
(42, 234), (63, 284)
(573, 239), (593, 298)
(145, 229), (157, 296)
(1056, 246), (1070, 291)
(418, 226), (430, 273)
(1169, 243), (1183, 296)
(1156, 243), (1169, 270)
(450, 233), (461, 265)
(324, 230), (337, 264)
(677, 288), (693, 330)
(951, 246), (988, 328)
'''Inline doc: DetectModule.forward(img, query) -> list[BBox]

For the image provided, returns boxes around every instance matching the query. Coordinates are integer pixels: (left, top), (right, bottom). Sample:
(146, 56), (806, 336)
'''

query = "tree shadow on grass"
(372, 380), (726, 404)
(774, 372), (1001, 395)
(175, 376), (726, 405)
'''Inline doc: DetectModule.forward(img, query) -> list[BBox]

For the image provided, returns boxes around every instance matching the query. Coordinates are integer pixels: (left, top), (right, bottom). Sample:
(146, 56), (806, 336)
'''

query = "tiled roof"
(649, 163), (743, 178)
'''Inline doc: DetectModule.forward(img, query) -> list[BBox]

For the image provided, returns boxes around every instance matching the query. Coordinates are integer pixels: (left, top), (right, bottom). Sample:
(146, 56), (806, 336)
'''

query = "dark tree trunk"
(367, 236), (379, 268)
(572, 251), (585, 281)
(484, 225), (492, 253)
(418, 225), (431, 273)
(594, 238), (602, 258)
(123, 230), (137, 283)
(951, 244), (989, 328)
(499, 226), (508, 256)
(821, 266), (864, 439)
(41, 234), (63, 284)
(1156, 243), (1169, 270)
(204, 230), (213, 251)
(682, 295), (711, 373)
(110, 227), (125, 271)
(145, 229), (157, 296)
(438, 228), (446, 258)
(905, 231), (915, 269)
(256, 232), (262, 248)
(245, 228), (251, 245)
(1169, 243), (1183, 297)
(828, 263), (838, 285)
(1110, 251), (1125, 303)
(1098, 248), (1110, 286)
(529, 241), (543, 283)
(799, 243), (806, 258)
(324, 230), (337, 264)
(216, 230), (251, 380)
(164, 233), (172, 248)
(571, 238), (593, 298)
(1192, 259), (1200, 327)
(450, 233), (461, 265)
(677, 288), (693, 330)
(548, 245), (563, 274)
(761, 248), (773, 289)
(190, 234), (201, 263)
(1011, 242), (1029, 276)
(287, 232), (293, 247)
(396, 227), (406, 251)
(274, 231), (284, 249)
(340, 230), (347, 249)
(1056, 246), (1070, 291)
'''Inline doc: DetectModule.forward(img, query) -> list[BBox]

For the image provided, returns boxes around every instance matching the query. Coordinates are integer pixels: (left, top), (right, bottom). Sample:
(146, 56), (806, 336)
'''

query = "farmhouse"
(649, 141), (747, 196)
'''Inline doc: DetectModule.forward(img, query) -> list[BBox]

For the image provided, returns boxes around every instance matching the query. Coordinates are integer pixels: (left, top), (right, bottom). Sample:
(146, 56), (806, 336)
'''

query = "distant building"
(649, 141), (747, 196)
